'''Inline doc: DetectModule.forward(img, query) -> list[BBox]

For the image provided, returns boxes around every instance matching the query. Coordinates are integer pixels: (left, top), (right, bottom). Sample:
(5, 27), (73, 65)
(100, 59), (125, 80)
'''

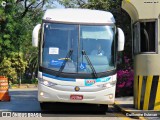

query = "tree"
(0, 52), (27, 82)
(0, 0), (50, 83)
(0, 57), (17, 81)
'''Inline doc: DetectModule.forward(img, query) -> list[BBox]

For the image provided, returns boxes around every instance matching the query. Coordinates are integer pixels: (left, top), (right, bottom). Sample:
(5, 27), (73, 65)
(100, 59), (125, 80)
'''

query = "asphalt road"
(0, 89), (132, 120)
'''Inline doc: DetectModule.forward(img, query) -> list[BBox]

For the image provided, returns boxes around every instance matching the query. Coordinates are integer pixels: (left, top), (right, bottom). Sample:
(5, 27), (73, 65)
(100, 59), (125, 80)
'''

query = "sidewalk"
(114, 97), (135, 112)
(114, 97), (160, 120)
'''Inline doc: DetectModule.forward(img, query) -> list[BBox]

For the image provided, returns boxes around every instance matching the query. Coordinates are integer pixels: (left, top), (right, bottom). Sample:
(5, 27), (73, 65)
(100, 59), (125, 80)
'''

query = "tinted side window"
(140, 22), (155, 52)
(133, 21), (156, 54)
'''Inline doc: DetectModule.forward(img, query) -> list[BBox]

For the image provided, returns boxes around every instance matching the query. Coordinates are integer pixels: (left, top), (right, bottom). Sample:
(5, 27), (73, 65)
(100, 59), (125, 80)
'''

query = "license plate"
(70, 95), (83, 100)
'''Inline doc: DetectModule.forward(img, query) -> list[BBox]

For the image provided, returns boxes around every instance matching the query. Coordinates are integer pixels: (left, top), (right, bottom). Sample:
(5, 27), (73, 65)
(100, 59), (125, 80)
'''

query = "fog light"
(109, 94), (113, 99)
(40, 92), (44, 96)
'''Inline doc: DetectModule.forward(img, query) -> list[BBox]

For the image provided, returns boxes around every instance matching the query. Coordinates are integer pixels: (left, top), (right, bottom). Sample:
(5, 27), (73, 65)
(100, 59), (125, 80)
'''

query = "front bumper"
(38, 84), (116, 105)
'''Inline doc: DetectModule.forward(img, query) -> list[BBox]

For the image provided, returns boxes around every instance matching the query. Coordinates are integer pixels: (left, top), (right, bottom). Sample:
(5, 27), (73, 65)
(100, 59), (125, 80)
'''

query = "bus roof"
(43, 9), (115, 24)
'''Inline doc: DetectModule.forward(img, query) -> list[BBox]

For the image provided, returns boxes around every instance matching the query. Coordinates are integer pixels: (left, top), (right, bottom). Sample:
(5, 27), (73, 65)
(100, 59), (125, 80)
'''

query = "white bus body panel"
(43, 9), (115, 24)
(38, 72), (117, 105)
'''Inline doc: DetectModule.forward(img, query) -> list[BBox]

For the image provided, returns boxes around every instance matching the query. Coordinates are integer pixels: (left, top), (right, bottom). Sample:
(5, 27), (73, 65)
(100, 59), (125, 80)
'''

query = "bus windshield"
(41, 23), (116, 74)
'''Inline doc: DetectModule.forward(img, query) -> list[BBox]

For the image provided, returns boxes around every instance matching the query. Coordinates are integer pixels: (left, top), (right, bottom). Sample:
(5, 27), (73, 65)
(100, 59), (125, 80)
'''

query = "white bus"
(32, 9), (125, 110)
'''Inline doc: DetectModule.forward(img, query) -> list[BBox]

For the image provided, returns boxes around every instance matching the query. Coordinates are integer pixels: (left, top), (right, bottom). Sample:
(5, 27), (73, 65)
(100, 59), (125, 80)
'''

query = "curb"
(9, 88), (38, 91)
(9, 84), (38, 89)
(10, 86), (38, 89)
(114, 101), (146, 120)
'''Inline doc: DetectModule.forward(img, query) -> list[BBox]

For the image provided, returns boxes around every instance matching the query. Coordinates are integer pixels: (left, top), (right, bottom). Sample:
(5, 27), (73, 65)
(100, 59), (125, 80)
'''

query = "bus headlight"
(40, 79), (57, 87)
(97, 81), (116, 88)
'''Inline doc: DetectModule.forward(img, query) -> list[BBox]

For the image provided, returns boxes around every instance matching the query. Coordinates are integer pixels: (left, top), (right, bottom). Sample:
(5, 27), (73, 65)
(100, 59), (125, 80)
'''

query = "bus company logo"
(85, 79), (96, 86)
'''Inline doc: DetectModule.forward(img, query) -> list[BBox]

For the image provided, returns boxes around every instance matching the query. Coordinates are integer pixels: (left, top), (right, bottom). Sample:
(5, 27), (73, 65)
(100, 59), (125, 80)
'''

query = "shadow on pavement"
(40, 102), (111, 117)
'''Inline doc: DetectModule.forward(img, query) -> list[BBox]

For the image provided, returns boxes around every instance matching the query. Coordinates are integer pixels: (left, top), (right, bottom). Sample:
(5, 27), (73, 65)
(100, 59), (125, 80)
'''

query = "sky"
(54, 1), (64, 8)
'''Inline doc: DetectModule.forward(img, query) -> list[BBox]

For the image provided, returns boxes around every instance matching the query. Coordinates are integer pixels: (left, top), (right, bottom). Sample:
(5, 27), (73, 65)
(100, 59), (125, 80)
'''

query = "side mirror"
(117, 28), (125, 51)
(32, 24), (41, 47)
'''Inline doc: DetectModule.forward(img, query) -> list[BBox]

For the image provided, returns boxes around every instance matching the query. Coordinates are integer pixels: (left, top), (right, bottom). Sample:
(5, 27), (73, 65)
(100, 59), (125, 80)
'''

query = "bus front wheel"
(99, 104), (108, 112)
(40, 102), (47, 110)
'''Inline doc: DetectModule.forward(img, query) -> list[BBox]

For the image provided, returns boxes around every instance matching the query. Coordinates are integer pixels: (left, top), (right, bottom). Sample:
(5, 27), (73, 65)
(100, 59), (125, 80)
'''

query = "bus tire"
(40, 102), (46, 110)
(99, 104), (108, 112)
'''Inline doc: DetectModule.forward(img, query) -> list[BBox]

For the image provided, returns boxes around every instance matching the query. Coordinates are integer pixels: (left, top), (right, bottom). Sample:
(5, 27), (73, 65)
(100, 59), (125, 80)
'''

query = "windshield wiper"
(56, 49), (73, 77)
(82, 50), (98, 78)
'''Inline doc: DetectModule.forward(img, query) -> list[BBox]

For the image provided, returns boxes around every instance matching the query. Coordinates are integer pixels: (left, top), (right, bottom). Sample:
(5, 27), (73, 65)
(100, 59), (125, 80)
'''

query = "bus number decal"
(84, 77), (111, 86)
(85, 79), (96, 86)
(96, 77), (111, 82)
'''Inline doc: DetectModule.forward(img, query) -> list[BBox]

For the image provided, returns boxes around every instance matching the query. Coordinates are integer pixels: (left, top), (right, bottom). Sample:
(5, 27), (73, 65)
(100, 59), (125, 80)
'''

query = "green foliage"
(0, 0), (49, 83)
(10, 52), (28, 76)
(31, 78), (38, 84)
(57, 0), (80, 8)
(0, 57), (17, 81)
(57, 0), (111, 9)
(0, 52), (27, 82)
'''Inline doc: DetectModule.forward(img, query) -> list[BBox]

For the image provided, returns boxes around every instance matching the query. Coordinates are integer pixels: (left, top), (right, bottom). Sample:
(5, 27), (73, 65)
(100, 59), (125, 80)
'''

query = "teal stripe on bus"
(42, 73), (76, 82)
